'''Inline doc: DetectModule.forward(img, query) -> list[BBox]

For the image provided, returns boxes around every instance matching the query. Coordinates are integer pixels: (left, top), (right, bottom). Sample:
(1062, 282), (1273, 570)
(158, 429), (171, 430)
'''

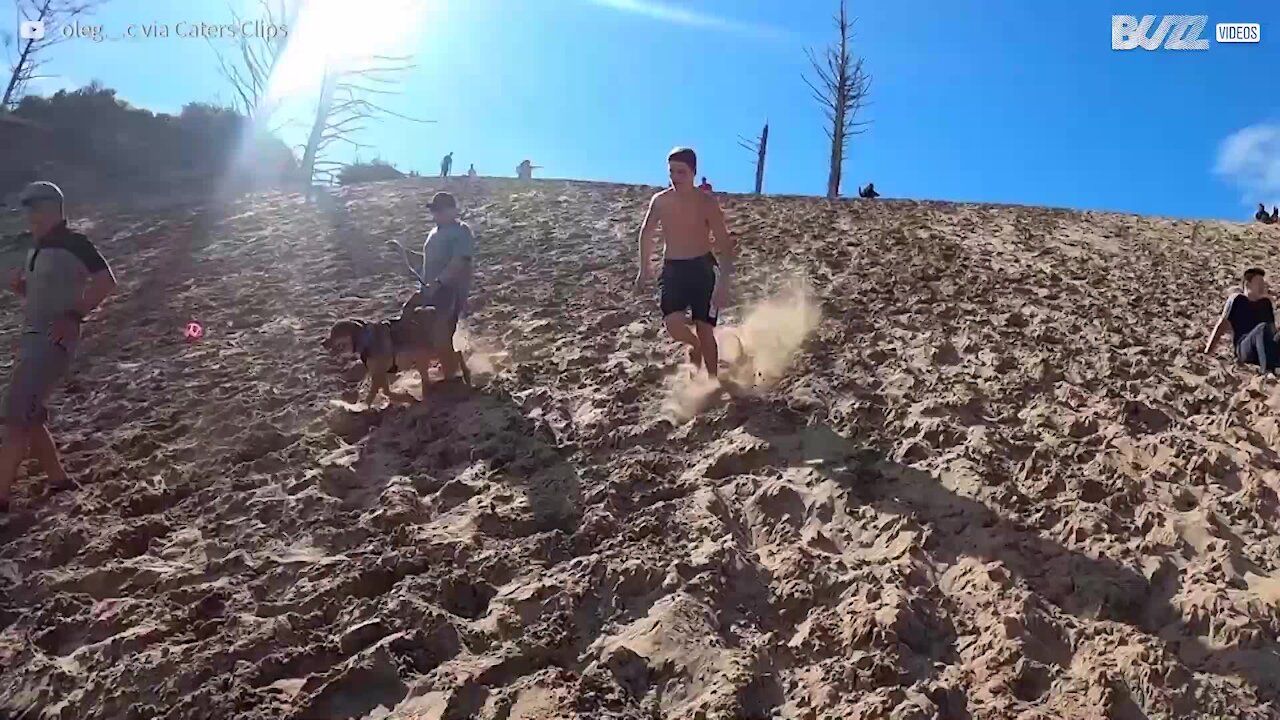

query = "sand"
(1, 178), (1279, 718)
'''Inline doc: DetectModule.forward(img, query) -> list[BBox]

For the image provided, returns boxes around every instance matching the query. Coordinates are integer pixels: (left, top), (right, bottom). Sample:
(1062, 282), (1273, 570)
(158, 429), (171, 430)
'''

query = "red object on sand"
(184, 321), (204, 340)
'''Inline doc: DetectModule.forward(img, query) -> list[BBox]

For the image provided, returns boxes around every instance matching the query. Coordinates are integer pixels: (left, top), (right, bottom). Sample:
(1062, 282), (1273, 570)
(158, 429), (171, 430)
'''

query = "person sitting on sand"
(1204, 267), (1279, 375)
(1256, 204), (1272, 224)
(0, 182), (117, 512)
(635, 147), (737, 379)
(858, 183), (880, 199)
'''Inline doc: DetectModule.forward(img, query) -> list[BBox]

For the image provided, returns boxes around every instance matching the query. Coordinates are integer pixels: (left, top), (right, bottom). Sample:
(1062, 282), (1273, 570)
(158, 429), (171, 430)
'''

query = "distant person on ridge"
(440, 152), (454, 178)
(467, 164), (477, 179)
(858, 182), (880, 199)
(1256, 203), (1272, 224)
(516, 160), (539, 180)
(1204, 267), (1279, 376)
(1273, 206), (1279, 224)
(0, 182), (117, 512)
(635, 147), (737, 379)
(699, 177), (713, 193)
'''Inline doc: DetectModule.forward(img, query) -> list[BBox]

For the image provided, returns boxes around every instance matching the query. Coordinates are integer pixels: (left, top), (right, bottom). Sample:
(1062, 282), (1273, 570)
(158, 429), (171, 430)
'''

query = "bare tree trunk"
(828, 110), (842, 199)
(804, 0), (871, 200)
(4, 0), (107, 110)
(210, 0), (293, 127)
(296, 55), (433, 194)
(301, 66), (336, 199)
(2, 37), (35, 109)
(826, 2), (848, 199)
(737, 120), (770, 195)
(3, 0), (53, 109)
(754, 122), (768, 194)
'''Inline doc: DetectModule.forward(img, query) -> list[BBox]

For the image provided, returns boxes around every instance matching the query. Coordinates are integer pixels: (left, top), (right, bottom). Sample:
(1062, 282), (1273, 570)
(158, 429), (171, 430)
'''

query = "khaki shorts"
(432, 290), (461, 348)
(5, 334), (71, 427)
(403, 285), (462, 350)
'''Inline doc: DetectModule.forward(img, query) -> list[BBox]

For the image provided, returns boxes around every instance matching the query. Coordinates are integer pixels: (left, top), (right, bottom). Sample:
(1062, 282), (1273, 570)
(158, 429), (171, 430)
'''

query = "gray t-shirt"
(420, 220), (475, 302)
(23, 222), (109, 340)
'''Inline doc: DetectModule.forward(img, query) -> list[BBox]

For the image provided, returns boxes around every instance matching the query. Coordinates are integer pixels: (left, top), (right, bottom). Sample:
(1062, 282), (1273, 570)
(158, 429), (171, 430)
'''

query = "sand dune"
(1, 177), (1280, 718)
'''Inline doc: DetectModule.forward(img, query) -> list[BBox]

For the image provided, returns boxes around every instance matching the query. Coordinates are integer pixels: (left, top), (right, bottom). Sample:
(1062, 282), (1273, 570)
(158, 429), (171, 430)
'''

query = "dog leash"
(387, 239), (430, 290)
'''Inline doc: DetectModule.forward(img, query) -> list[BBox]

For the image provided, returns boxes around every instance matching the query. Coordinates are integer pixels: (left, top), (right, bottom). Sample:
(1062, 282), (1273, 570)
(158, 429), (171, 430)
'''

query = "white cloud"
(1215, 123), (1280, 209)
(586, 0), (784, 39)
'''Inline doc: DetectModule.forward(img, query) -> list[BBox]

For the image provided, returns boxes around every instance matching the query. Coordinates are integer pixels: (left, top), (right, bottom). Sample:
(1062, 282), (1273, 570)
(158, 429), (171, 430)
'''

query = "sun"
(266, 0), (433, 101)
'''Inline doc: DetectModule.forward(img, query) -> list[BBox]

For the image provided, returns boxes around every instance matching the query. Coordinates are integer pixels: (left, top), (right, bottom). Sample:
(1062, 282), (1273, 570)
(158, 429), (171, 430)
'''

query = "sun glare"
(267, 0), (432, 101)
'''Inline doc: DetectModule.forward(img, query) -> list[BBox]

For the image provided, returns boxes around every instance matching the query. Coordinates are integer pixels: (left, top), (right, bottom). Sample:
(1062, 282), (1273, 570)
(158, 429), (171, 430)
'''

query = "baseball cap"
(427, 192), (457, 211)
(18, 181), (63, 205)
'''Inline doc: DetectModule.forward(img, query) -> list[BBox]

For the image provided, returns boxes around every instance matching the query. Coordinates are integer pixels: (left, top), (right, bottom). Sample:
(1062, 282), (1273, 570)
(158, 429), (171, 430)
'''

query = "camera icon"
(19, 20), (45, 40)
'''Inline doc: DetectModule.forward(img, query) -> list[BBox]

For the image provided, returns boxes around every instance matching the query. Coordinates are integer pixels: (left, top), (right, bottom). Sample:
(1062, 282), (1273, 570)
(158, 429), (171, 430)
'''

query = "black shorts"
(660, 253), (718, 326)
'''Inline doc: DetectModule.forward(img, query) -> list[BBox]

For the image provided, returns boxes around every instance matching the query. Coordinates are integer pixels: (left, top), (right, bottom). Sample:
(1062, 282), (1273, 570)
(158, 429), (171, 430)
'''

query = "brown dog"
(323, 296), (470, 406)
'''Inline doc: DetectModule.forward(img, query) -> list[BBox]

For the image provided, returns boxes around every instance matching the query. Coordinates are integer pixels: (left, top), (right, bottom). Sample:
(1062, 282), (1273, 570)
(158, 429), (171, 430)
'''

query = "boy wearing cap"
(404, 191), (474, 382)
(0, 181), (117, 512)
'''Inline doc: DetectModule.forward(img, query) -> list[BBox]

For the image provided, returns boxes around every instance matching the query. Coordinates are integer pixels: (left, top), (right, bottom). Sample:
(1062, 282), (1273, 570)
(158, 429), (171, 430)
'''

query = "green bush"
(0, 82), (300, 198)
(337, 159), (405, 186)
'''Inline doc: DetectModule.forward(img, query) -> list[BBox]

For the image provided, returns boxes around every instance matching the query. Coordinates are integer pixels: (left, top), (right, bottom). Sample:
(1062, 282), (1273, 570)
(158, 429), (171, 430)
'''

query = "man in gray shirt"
(0, 181), (117, 512)
(408, 192), (473, 382)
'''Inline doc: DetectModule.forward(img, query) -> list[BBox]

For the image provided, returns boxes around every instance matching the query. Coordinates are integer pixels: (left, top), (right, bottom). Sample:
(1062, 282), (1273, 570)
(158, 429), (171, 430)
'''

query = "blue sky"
(6, 0), (1277, 220)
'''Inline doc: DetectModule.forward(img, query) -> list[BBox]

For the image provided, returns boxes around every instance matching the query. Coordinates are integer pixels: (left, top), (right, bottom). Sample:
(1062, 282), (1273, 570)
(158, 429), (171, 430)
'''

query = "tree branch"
(298, 51), (433, 193)
(802, 0), (871, 198)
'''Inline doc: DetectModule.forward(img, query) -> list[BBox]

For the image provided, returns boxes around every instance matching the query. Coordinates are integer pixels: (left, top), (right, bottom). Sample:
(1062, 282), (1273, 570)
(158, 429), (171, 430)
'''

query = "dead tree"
(803, 0), (871, 199)
(3, 0), (108, 109)
(299, 64), (336, 195)
(210, 0), (294, 127)
(737, 121), (769, 194)
(298, 55), (432, 197)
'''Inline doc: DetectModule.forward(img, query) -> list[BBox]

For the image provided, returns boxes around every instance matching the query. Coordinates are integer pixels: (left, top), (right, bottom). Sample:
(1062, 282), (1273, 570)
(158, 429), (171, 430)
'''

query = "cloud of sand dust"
(662, 280), (822, 422)
(455, 326), (509, 381)
(1215, 123), (1280, 209)
(586, 0), (786, 40)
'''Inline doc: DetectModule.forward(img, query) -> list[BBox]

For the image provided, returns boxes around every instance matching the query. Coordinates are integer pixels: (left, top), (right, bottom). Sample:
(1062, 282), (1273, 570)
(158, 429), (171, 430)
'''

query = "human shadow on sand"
(321, 380), (583, 543)
(259, 381), (585, 719)
(736, 401), (1279, 718)
(312, 186), (395, 285)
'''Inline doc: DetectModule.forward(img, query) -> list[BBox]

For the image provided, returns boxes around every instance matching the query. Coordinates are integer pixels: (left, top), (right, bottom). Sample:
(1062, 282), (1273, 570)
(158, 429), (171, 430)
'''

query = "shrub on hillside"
(0, 82), (300, 201)
(337, 159), (405, 186)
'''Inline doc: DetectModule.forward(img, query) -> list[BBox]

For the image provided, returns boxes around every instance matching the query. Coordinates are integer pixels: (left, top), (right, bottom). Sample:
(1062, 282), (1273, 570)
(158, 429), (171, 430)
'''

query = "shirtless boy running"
(635, 147), (737, 378)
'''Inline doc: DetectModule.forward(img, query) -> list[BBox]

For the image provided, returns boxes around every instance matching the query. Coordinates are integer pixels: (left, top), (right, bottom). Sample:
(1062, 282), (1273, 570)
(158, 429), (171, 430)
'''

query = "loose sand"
(1, 178), (1279, 718)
